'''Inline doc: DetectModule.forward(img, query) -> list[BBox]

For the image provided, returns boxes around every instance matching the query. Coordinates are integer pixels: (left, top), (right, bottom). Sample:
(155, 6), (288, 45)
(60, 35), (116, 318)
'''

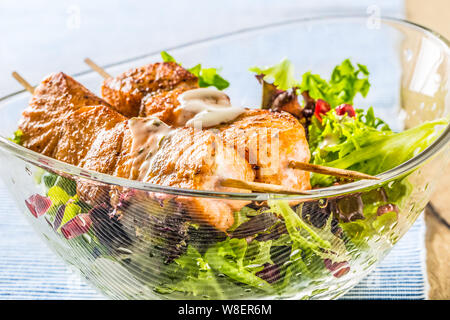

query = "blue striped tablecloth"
(343, 216), (427, 300)
(0, 181), (427, 300)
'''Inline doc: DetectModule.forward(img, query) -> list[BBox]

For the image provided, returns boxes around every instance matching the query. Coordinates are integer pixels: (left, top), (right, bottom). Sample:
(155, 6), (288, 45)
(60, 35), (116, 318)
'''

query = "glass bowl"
(0, 16), (449, 300)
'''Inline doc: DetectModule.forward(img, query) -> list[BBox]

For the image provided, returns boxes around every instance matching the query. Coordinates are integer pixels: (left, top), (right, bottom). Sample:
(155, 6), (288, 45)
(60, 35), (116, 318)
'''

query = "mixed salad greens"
(18, 55), (447, 299)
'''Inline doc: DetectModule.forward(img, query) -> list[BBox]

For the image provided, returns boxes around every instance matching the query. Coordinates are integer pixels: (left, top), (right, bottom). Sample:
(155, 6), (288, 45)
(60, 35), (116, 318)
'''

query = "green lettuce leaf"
(188, 65), (230, 90)
(156, 245), (225, 298)
(244, 240), (274, 270)
(249, 58), (300, 91)
(160, 51), (176, 63)
(268, 200), (325, 278)
(47, 185), (70, 206)
(268, 200), (331, 250)
(160, 51), (229, 90)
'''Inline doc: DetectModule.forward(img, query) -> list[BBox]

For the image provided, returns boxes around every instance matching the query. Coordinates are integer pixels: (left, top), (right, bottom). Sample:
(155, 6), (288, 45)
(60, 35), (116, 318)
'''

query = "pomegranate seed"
(314, 99), (331, 121)
(25, 194), (52, 218)
(60, 214), (92, 239)
(335, 104), (356, 117)
(324, 258), (350, 278)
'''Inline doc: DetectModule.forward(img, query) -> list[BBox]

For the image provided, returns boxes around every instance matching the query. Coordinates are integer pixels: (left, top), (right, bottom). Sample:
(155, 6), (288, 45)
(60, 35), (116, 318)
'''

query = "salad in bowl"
(0, 16), (448, 299)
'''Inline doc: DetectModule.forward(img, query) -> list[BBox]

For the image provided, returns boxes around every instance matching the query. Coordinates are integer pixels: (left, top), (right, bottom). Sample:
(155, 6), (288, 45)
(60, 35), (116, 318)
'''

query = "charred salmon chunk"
(101, 62), (198, 117)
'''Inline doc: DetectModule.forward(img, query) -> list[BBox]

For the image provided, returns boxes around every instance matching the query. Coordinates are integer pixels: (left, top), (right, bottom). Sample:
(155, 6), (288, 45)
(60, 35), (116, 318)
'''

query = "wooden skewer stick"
(84, 58), (111, 79)
(289, 160), (379, 181)
(12, 71), (34, 93)
(220, 178), (311, 195)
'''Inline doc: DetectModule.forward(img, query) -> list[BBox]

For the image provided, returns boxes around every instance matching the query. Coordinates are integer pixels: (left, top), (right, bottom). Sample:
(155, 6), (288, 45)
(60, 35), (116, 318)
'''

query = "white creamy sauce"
(129, 88), (245, 179)
(176, 88), (245, 128)
(128, 117), (171, 180)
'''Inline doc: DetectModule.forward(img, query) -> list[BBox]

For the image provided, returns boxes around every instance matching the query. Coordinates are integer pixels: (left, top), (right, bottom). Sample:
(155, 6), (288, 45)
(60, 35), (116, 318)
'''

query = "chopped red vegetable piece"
(25, 194), (52, 218)
(335, 104), (356, 117)
(314, 99), (331, 121)
(324, 258), (350, 278)
(60, 214), (92, 239)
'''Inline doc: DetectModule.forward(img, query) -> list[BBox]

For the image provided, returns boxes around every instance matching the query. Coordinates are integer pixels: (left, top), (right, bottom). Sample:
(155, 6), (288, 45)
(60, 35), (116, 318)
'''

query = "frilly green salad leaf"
(300, 59), (370, 108)
(268, 200), (330, 250)
(249, 58), (300, 91)
(160, 51), (229, 90)
(266, 200), (350, 290)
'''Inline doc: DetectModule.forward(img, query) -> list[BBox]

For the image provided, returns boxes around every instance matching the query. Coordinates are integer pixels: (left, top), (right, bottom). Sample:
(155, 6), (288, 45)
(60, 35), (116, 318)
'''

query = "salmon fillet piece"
(54, 105), (127, 166)
(17, 72), (130, 204)
(139, 87), (190, 125)
(19, 72), (110, 157)
(101, 62), (198, 118)
(82, 124), (254, 231)
(141, 127), (255, 231)
(139, 88), (311, 191)
(56, 106), (130, 203)
(219, 109), (311, 191)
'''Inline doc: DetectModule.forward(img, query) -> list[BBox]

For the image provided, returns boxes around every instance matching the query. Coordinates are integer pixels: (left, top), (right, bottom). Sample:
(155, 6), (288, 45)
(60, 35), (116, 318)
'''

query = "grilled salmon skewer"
(13, 72), (310, 231)
(85, 59), (377, 187)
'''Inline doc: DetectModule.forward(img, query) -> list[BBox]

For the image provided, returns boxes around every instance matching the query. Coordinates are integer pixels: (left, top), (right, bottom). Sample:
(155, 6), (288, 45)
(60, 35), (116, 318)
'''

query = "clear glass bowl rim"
(0, 15), (449, 201)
